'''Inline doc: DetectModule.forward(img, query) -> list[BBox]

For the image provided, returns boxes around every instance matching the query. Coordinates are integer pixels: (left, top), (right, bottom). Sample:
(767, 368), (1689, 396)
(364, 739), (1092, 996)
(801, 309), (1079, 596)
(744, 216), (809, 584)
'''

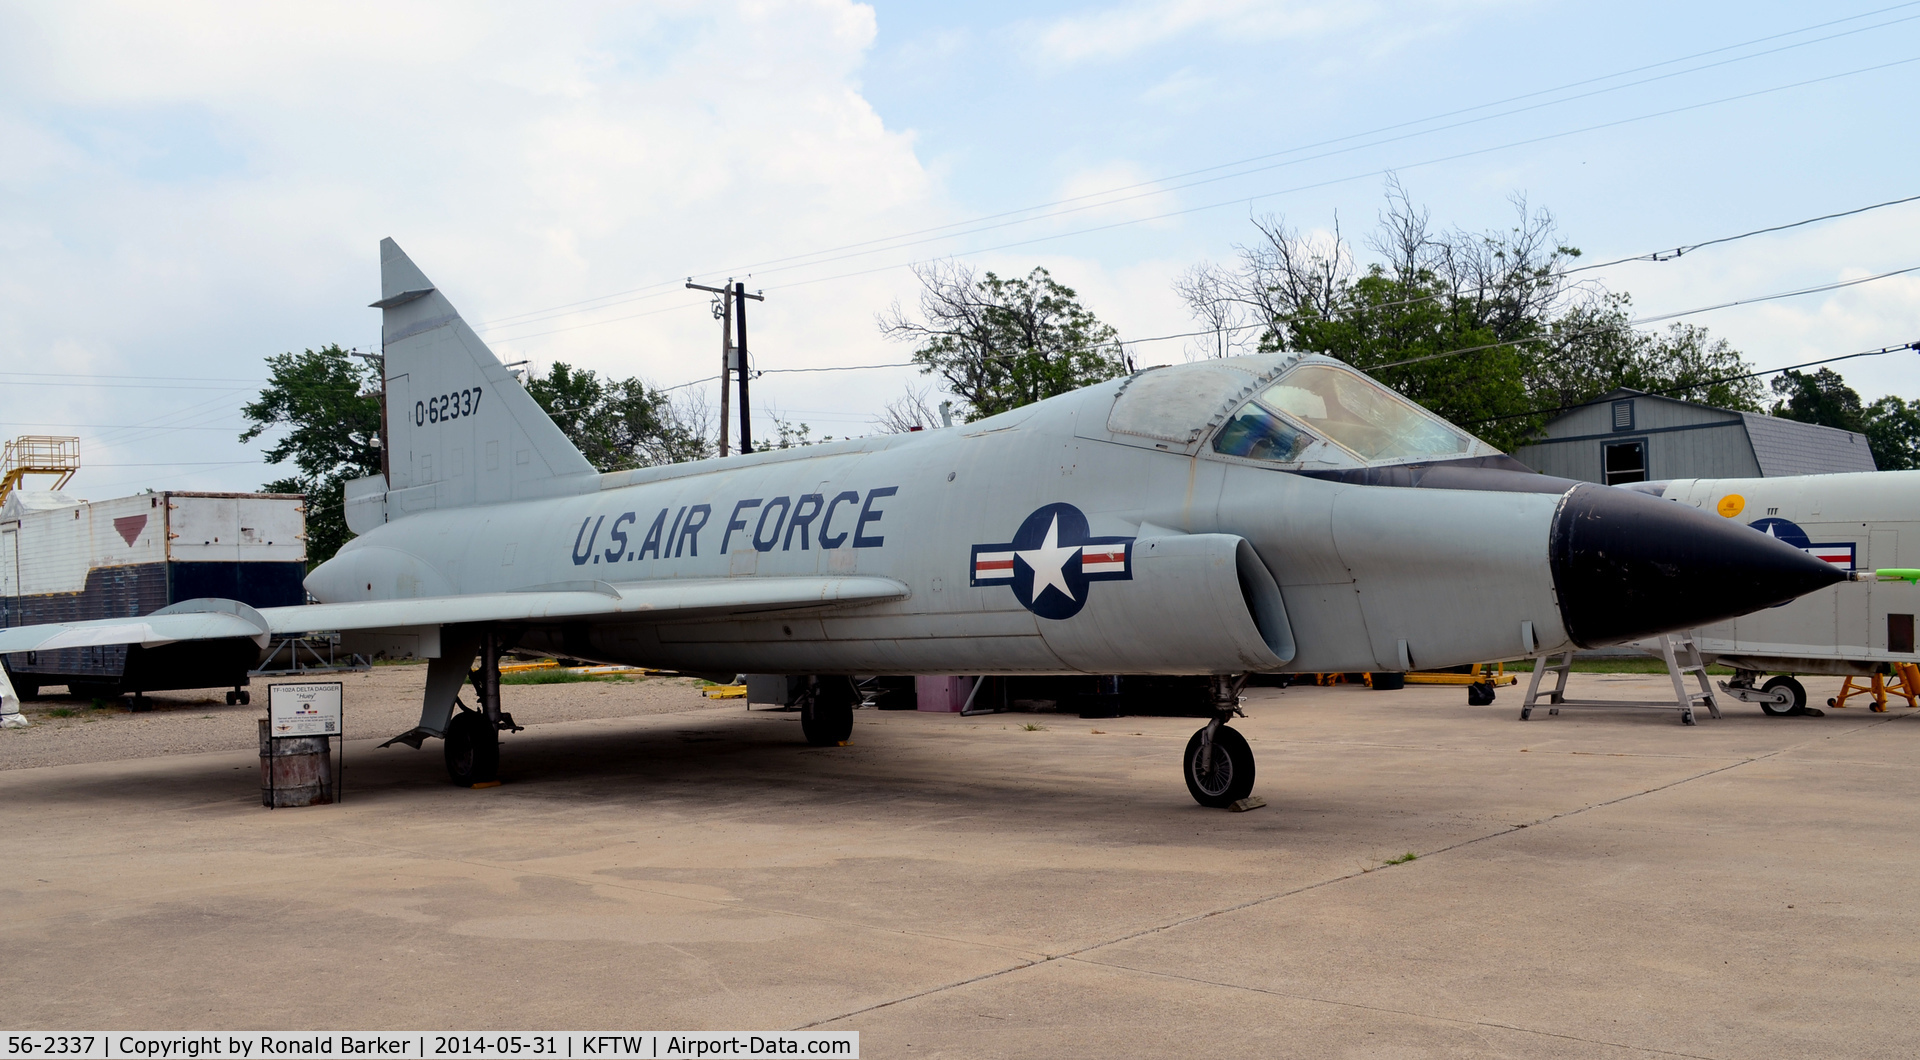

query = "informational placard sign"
(269, 682), (343, 737)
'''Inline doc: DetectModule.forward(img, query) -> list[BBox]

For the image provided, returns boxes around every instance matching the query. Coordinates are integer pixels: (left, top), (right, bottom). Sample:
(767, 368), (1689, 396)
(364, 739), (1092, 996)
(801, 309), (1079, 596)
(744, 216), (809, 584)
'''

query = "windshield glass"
(1259, 364), (1467, 461)
(1213, 403), (1313, 462)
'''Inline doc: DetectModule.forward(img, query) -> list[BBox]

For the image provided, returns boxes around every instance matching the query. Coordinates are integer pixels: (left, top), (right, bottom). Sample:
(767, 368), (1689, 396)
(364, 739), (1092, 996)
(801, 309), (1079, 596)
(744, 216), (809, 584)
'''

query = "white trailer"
(1630, 470), (1920, 712)
(0, 490), (306, 704)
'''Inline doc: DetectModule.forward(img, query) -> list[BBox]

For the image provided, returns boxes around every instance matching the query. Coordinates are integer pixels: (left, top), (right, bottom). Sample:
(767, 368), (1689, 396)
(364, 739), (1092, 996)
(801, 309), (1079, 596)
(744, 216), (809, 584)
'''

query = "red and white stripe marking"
(1081, 548), (1127, 575)
(1807, 545), (1854, 569)
(974, 550), (1017, 582)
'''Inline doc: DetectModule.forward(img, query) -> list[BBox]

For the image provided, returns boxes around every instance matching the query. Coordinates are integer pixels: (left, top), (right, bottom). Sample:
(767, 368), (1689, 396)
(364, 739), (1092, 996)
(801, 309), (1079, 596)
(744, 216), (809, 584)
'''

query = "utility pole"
(686, 279), (763, 456)
(735, 281), (753, 454)
(717, 286), (732, 457)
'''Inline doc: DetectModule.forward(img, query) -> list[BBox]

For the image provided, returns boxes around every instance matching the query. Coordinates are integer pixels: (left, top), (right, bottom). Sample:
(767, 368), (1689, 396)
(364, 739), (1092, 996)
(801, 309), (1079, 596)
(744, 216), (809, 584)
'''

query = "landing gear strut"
(1184, 674), (1256, 808)
(444, 630), (520, 785)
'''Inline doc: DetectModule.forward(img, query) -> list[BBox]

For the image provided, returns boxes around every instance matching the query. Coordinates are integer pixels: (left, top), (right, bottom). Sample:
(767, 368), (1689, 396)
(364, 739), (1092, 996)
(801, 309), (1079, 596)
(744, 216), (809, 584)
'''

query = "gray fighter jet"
(0, 240), (1844, 806)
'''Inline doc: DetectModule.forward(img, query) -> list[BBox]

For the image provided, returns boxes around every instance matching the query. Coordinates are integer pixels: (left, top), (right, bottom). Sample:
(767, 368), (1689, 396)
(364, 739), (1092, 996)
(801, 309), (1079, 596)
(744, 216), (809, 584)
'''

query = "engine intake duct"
(1037, 534), (1293, 674)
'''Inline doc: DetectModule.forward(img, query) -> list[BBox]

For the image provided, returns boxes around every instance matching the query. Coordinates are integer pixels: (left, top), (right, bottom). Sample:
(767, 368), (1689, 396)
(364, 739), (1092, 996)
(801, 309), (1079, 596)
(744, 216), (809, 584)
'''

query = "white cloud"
(0, 0), (955, 495)
(1030, 0), (1508, 65)
(1593, 204), (1920, 404)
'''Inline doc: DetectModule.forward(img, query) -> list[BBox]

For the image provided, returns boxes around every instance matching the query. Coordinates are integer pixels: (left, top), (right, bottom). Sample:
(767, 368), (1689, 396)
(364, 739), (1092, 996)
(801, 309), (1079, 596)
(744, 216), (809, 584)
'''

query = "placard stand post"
(265, 682), (345, 808)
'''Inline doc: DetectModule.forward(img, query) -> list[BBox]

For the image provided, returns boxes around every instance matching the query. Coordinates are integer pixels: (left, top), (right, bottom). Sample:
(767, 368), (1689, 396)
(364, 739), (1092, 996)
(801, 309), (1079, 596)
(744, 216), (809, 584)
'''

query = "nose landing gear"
(1184, 675), (1256, 808)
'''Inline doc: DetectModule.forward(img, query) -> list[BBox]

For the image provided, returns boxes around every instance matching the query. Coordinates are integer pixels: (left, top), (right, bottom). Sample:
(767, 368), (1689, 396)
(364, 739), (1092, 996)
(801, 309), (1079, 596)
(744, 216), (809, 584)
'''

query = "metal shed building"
(1510, 389), (1877, 485)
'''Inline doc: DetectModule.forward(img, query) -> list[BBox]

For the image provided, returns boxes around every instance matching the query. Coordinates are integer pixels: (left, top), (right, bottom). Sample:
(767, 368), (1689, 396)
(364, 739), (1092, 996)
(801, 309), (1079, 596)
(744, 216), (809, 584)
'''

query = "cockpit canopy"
(1105, 354), (1500, 468)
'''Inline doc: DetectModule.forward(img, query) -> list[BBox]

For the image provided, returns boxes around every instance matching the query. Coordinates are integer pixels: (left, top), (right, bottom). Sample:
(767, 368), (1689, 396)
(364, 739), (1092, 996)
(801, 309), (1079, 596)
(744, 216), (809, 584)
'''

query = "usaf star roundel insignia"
(970, 502), (1134, 620)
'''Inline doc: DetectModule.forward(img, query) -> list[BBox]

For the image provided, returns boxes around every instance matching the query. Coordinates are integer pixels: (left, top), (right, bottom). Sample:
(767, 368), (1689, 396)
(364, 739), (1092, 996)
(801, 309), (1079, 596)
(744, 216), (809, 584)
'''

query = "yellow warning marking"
(470, 781), (502, 789)
(1717, 494), (1745, 518)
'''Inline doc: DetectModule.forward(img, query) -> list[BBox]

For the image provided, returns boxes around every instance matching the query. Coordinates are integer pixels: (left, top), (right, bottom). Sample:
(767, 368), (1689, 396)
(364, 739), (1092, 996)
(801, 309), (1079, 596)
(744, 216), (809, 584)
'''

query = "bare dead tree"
(873, 384), (944, 433)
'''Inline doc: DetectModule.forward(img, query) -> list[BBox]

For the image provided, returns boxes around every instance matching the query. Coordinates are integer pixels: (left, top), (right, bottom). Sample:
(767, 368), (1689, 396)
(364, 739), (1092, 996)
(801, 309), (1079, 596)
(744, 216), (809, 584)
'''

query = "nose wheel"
(1184, 724), (1255, 807)
(1184, 674), (1257, 808)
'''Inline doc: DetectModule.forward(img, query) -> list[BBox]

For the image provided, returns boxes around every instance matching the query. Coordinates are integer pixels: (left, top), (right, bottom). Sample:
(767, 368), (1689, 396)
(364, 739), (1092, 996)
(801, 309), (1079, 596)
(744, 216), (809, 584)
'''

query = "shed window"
(1611, 400), (1635, 432)
(1604, 441), (1646, 485)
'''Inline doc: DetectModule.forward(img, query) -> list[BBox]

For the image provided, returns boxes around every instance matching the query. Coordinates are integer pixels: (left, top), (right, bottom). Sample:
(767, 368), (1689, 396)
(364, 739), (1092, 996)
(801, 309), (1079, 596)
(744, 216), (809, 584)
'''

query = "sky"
(2, 0), (1917, 498)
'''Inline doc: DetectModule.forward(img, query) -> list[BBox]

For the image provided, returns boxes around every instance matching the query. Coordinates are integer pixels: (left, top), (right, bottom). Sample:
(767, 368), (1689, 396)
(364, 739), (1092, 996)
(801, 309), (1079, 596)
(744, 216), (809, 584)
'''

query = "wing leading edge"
(0, 576), (910, 654)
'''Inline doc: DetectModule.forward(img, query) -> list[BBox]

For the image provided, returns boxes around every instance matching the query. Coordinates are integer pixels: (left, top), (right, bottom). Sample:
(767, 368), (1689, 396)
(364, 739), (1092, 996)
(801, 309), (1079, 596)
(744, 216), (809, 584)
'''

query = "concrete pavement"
(1, 674), (1916, 1058)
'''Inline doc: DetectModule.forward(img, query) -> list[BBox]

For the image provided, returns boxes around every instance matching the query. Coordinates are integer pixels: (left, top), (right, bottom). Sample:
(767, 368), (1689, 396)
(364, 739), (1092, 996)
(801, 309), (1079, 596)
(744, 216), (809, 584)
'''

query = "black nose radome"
(1549, 484), (1847, 649)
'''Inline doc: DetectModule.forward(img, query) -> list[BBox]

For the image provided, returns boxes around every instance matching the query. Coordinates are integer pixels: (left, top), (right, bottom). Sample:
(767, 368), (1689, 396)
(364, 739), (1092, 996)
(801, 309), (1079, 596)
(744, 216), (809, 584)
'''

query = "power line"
(1463, 340), (1920, 427)
(0, 380), (259, 390)
(86, 460), (266, 467)
(1365, 263), (1920, 371)
(746, 21), (1920, 284)
(468, 2), (1920, 335)
(0, 423), (251, 431)
(0, 371), (263, 383)
(477, 54), (1920, 346)
(654, 255), (1920, 393)
(1566, 192), (1920, 273)
(762, 54), (1920, 299)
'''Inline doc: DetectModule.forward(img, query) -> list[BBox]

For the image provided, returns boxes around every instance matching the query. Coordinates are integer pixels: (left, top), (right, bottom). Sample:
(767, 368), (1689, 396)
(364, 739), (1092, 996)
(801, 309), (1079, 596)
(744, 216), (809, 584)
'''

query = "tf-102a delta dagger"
(0, 240), (1845, 806)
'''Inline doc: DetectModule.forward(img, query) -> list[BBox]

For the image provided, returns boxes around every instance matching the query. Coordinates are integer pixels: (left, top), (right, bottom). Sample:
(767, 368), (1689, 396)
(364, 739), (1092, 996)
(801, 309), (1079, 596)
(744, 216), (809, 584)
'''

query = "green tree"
(524, 362), (709, 471)
(1534, 300), (1764, 413)
(879, 261), (1129, 421)
(1863, 396), (1920, 470)
(1178, 180), (1759, 451)
(1771, 367), (1920, 469)
(1770, 367), (1867, 432)
(239, 345), (382, 567)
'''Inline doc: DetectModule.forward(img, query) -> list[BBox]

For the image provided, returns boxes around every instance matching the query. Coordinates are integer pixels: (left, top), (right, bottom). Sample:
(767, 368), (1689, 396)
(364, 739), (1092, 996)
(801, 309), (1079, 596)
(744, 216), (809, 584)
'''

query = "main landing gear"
(1184, 674), (1256, 808)
(444, 707), (499, 786)
(798, 676), (857, 746)
(444, 631), (521, 786)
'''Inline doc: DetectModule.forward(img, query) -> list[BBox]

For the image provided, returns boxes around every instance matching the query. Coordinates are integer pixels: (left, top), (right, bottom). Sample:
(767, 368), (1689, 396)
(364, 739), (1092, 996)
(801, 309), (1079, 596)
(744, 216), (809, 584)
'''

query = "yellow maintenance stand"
(1828, 570), (1920, 712)
(0, 435), (80, 508)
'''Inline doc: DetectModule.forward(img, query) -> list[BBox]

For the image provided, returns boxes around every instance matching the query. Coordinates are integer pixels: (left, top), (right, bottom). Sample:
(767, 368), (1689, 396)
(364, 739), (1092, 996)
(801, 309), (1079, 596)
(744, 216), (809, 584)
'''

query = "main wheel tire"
(1183, 725), (1256, 808)
(1760, 675), (1807, 716)
(444, 710), (500, 785)
(1369, 672), (1405, 691)
(800, 678), (856, 746)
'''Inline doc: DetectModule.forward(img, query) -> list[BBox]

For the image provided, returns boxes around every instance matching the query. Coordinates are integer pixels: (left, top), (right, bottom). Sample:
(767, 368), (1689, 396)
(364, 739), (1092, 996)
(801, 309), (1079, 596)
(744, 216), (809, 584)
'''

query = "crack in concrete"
(799, 710), (1916, 1034)
(317, 831), (1052, 963)
(1071, 959), (1726, 1059)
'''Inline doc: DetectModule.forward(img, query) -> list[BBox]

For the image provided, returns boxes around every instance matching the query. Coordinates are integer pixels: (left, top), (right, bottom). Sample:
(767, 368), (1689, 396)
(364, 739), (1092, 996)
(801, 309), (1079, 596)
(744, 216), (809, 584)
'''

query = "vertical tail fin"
(371, 238), (596, 520)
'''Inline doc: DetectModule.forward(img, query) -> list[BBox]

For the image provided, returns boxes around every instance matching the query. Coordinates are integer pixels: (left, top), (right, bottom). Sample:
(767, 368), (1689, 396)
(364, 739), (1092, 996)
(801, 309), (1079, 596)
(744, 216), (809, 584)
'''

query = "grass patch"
(500, 670), (628, 685)
(1385, 852), (1418, 865)
(1021, 722), (1048, 731)
(46, 707), (80, 718)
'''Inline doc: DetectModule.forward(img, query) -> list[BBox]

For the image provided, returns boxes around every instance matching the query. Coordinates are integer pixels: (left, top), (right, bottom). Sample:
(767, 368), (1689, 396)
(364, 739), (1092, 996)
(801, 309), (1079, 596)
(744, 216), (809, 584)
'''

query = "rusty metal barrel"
(258, 719), (334, 807)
